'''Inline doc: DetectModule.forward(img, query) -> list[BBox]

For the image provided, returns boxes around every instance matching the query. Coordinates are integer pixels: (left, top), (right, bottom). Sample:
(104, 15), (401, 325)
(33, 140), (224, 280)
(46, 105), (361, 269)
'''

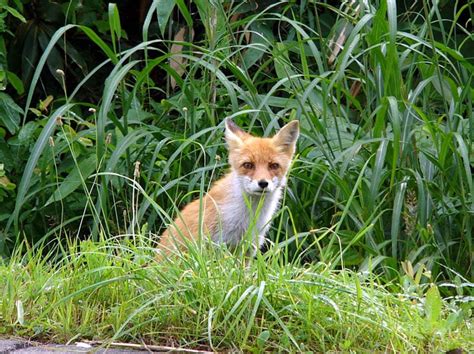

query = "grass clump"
(0, 238), (471, 352)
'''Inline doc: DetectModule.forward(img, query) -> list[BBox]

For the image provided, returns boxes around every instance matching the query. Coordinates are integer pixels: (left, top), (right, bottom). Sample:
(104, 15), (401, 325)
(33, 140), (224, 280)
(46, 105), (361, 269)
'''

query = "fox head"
(224, 119), (299, 196)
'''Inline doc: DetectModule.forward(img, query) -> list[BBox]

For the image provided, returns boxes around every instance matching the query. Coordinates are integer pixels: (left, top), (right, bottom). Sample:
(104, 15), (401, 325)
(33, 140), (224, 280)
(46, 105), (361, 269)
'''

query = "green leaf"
(431, 73), (453, 102)
(108, 2), (122, 53)
(24, 25), (116, 122)
(175, 0), (193, 29)
(434, 41), (474, 74)
(390, 177), (407, 259)
(243, 22), (273, 68)
(110, 3), (122, 38)
(97, 60), (140, 160)
(425, 285), (442, 325)
(18, 121), (37, 143)
(0, 92), (23, 134)
(5, 5), (26, 23)
(21, 20), (40, 85)
(155, 0), (176, 37)
(273, 43), (297, 89)
(45, 155), (97, 206)
(37, 29), (64, 85)
(8, 104), (74, 233)
(257, 330), (270, 348)
(6, 71), (24, 95)
(42, 25), (87, 75)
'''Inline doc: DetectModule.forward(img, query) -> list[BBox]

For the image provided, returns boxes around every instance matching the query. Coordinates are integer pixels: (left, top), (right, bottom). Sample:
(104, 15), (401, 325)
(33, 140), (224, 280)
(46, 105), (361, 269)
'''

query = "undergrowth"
(0, 237), (472, 352)
(1, 0), (472, 284)
(0, 0), (472, 350)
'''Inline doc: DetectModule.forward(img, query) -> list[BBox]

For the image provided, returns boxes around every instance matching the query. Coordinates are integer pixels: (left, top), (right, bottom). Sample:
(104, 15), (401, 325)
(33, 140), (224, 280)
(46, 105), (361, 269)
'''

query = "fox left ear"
(224, 118), (250, 149)
(273, 120), (299, 154)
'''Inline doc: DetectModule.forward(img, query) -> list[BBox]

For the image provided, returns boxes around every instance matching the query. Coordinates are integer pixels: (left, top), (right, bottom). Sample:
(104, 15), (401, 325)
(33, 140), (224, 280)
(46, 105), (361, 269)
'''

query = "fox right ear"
(224, 118), (248, 149)
(273, 120), (299, 154)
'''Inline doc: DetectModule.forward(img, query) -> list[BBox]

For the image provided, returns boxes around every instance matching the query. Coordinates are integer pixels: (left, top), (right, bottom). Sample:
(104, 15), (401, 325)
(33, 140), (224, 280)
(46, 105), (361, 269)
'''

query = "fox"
(158, 118), (299, 257)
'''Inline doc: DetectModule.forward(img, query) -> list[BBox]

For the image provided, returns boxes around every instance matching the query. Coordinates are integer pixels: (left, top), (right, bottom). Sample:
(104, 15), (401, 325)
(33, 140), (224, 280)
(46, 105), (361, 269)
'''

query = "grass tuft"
(0, 237), (471, 352)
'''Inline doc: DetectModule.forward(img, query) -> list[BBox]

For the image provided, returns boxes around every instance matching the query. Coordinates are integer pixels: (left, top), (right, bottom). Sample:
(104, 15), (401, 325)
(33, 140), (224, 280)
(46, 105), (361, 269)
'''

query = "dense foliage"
(0, 0), (472, 288)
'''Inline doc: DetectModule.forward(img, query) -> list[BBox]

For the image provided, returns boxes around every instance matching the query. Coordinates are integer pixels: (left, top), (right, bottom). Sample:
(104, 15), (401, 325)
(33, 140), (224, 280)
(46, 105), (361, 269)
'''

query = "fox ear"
(224, 118), (249, 149)
(273, 120), (299, 154)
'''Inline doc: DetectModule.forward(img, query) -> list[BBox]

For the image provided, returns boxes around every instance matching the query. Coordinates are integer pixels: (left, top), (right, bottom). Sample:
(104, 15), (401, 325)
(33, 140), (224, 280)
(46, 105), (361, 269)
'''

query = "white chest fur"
(211, 173), (282, 250)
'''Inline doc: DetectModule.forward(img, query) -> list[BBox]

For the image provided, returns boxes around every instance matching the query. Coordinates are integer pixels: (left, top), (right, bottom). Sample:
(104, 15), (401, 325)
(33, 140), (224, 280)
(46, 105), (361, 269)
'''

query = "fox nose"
(258, 180), (269, 189)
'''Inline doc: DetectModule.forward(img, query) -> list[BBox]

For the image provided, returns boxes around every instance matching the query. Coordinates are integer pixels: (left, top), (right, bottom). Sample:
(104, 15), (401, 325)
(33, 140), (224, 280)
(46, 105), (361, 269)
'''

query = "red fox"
(158, 118), (299, 256)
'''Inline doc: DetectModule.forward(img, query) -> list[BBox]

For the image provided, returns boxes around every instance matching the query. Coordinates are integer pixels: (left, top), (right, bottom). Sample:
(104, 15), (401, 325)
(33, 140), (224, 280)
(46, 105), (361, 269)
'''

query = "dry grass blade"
(328, 0), (362, 65)
(170, 26), (194, 89)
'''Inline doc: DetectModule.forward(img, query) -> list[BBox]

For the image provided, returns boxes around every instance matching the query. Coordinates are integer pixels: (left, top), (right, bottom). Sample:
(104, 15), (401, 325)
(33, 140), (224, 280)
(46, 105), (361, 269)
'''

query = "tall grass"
(3, 0), (473, 285)
(0, 1), (472, 349)
(0, 237), (471, 352)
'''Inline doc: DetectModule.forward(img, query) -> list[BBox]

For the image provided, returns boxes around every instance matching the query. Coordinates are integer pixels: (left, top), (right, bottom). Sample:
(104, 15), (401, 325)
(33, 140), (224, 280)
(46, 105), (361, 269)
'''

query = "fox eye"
(269, 162), (280, 170)
(242, 162), (254, 170)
